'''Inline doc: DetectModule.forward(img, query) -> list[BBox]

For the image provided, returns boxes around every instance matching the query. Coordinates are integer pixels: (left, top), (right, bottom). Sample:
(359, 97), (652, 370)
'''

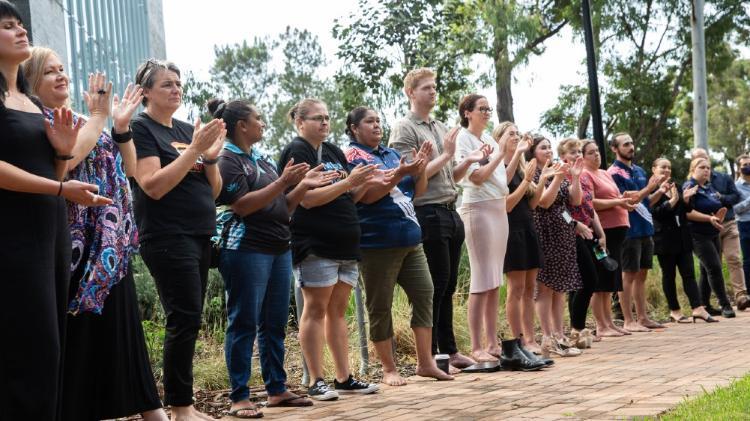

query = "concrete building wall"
(27, 0), (69, 64)
(146, 0), (166, 59)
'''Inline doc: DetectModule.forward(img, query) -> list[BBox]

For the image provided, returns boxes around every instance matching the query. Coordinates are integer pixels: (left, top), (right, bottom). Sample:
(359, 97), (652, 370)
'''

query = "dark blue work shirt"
(608, 160), (654, 238)
(684, 178), (723, 236)
(345, 141), (422, 249)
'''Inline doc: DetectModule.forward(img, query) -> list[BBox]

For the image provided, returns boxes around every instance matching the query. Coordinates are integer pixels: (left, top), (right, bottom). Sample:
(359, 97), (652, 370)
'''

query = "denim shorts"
(293, 254), (359, 288)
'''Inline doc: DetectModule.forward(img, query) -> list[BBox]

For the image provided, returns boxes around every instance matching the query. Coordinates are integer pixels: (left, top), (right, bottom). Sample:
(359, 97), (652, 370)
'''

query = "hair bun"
(207, 98), (226, 117)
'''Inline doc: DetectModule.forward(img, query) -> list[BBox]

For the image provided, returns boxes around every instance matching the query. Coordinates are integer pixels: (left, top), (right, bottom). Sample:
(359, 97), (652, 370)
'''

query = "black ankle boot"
(500, 339), (545, 371)
(722, 305), (736, 318)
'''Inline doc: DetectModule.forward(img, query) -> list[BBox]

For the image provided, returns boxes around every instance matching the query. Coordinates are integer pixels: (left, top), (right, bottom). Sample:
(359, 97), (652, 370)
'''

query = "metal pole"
(353, 279), (369, 376)
(691, 0), (709, 150)
(292, 281), (309, 387)
(581, 0), (607, 169)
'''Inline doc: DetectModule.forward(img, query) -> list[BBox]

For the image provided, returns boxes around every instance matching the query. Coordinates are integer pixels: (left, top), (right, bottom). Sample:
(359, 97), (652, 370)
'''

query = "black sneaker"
(722, 305), (736, 318)
(308, 378), (339, 401)
(333, 374), (379, 394)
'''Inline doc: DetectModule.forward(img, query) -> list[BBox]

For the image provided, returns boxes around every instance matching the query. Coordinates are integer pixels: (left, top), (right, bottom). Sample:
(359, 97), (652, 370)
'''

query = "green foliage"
(542, 0), (750, 171)
(707, 58), (750, 175)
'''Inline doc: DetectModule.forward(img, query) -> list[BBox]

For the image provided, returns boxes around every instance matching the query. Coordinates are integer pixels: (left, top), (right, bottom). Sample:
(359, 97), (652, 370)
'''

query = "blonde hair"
(22, 46), (71, 108)
(493, 121), (535, 196)
(688, 157), (709, 180)
(403, 68), (436, 92)
(288, 98), (325, 125)
(557, 137), (582, 157)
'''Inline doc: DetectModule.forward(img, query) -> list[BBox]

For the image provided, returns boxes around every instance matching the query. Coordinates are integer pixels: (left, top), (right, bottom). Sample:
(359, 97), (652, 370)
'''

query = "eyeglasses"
(305, 115), (331, 123)
(478, 107), (493, 114)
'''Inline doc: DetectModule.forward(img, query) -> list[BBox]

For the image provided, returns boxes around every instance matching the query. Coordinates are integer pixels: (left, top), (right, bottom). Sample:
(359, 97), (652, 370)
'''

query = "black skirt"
(504, 228), (544, 273)
(61, 265), (162, 421)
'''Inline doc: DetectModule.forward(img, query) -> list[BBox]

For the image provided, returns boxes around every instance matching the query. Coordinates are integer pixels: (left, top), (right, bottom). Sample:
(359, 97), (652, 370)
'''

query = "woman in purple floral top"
(24, 47), (167, 421)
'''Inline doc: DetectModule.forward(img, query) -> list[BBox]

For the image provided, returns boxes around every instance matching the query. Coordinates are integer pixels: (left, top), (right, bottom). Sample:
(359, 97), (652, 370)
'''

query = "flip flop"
(227, 406), (264, 419)
(266, 395), (314, 408)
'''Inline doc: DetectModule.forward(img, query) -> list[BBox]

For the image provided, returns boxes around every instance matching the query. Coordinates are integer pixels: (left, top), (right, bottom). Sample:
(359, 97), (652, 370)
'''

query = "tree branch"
(510, 18), (569, 68)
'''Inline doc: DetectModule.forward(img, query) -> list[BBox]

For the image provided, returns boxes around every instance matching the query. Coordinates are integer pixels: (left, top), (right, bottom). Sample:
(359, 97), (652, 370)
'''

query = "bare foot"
(486, 346), (502, 359)
(416, 365), (454, 381)
(170, 405), (213, 421)
(268, 390), (312, 407)
(448, 364), (462, 375)
(470, 350), (498, 362)
(612, 324), (632, 335)
(448, 352), (476, 369)
(382, 370), (407, 386)
(597, 327), (624, 337)
(640, 319), (665, 329)
(623, 322), (651, 332)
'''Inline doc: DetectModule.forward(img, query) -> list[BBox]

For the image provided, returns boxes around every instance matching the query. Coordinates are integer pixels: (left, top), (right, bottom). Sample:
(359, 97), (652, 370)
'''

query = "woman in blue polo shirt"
(210, 98), (336, 416)
(684, 157), (736, 319)
(345, 106), (453, 385)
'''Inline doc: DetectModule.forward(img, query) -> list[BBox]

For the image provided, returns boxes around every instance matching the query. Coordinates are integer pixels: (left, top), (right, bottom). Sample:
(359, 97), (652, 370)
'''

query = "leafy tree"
(542, 0), (750, 173)
(707, 58), (750, 176)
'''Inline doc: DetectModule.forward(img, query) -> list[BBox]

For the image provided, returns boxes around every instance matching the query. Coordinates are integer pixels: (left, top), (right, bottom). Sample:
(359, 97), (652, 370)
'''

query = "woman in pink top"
(582, 140), (635, 337)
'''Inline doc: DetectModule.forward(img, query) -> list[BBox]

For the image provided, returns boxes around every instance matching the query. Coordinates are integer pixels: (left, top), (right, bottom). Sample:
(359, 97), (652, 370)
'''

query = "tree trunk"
(494, 22), (514, 123)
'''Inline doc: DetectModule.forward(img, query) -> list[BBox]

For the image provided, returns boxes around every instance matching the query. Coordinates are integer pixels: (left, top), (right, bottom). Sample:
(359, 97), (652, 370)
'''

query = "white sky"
(160, 0), (600, 134)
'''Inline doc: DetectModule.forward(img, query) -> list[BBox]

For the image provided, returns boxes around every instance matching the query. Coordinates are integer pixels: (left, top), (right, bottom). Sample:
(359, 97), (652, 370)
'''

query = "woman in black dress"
(497, 122), (546, 354)
(23, 46), (168, 420)
(0, 2), (106, 419)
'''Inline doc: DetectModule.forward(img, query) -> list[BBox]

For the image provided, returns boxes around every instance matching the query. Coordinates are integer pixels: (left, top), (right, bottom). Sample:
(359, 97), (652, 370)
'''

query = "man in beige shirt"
(389, 68), (476, 371)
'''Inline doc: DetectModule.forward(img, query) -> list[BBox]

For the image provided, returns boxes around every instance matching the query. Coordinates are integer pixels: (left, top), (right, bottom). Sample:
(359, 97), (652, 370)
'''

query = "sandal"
(228, 406), (264, 419)
(669, 314), (691, 324)
(266, 395), (313, 408)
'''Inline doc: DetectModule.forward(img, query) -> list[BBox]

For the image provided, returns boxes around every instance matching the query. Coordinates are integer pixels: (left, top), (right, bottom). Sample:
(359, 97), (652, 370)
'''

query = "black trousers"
(656, 251), (701, 310)
(569, 237), (597, 330)
(691, 232), (731, 308)
(140, 234), (211, 407)
(416, 205), (465, 355)
(0, 198), (69, 421)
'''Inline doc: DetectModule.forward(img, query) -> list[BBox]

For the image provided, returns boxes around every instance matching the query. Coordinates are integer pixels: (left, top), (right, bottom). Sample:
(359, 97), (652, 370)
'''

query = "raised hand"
(346, 163), (378, 187)
(396, 154), (425, 177)
(516, 133), (533, 156)
(648, 173), (667, 191)
(82, 72), (112, 118)
(203, 127), (227, 161)
(112, 83), (144, 132)
(465, 143), (493, 164)
(60, 180), (113, 206)
(277, 157), (311, 187)
(416, 140), (434, 161)
(188, 119), (225, 155)
(442, 127), (460, 157)
(523, 158), (537, 182)
(540, 159), (557, 180)
(683, 184), (699, 201)
(569, 157), (584, 178)
(44, 107), (84, 156)
(300, 163), (339, 189)
(556, 161), (570, 176)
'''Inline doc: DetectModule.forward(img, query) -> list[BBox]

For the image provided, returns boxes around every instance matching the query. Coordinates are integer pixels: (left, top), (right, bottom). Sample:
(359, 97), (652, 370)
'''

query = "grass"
(135, 247), (742, 395)
(653, 374), (750, 420)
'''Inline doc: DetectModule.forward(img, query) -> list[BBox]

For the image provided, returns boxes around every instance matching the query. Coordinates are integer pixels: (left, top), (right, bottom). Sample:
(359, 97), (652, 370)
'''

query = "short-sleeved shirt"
(455, 128), (508, 204)
(388, 111), (458, 206)
(131, 112), (215, 241)
(567, 171), (595, 227)
(278, 137), (361, 264)
(608, 160), (653, 238)
(345, 141), (421, 249)
(216, 142), (290, 255)
(585, 168), (629, 229)
(684, 178), (723, 236)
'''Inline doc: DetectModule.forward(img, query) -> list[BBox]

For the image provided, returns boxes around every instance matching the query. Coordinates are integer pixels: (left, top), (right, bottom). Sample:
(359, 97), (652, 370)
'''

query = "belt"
(420, 202), (457, 211)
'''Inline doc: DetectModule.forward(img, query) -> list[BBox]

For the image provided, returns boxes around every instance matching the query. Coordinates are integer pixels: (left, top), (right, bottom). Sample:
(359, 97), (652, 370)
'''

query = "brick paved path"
(263, 311), (750, 420)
